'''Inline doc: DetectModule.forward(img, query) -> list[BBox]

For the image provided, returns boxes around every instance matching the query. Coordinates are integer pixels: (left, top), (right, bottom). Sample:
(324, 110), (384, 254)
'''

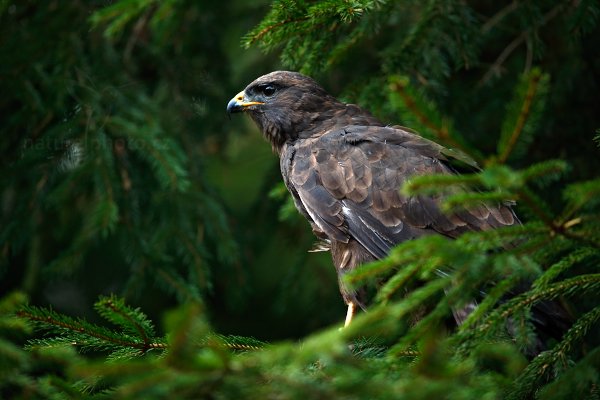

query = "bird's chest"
(279, 144), (312, 220)
(279, 144), (295, 190)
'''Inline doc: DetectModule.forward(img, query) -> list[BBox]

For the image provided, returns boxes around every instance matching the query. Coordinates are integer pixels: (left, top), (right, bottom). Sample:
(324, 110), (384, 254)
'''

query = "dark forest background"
(1, 1), (600, 399)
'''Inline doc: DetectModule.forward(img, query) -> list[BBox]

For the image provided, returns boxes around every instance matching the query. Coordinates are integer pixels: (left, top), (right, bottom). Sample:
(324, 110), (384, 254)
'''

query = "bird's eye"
(260, 85), (277, 97)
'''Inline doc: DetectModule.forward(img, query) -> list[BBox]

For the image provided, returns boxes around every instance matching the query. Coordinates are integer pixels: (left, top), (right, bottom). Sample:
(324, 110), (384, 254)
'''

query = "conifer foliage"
(1, 1), (238, 304)
(2, 0), (600, 399)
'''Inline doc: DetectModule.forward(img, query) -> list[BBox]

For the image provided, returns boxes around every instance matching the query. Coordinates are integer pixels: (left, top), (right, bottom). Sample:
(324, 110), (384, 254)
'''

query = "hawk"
(226, 71), (518, 327)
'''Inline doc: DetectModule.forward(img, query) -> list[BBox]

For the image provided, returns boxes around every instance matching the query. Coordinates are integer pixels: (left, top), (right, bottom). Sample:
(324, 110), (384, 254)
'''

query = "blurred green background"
(1, 0), (344, 341)
(1, 0), (599, 343)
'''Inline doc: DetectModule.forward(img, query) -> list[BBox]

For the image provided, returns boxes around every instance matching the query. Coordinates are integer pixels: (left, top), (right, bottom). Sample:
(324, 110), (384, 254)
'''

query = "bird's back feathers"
(282, 125), (516, 262)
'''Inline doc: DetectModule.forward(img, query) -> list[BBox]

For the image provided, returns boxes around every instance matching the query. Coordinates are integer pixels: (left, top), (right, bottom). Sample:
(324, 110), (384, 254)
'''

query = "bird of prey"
(226, 71), (518, 327)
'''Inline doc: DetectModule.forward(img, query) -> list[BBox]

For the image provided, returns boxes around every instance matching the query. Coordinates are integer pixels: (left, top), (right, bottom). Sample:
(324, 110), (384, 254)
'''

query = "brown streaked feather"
(283, 125), (519, 268)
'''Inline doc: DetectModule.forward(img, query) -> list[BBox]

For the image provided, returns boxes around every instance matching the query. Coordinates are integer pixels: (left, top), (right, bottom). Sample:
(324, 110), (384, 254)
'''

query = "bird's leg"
(344, 302), (357, 327)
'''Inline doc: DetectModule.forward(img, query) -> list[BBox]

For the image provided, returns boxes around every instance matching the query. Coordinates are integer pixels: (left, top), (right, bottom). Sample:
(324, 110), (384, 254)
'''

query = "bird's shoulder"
(285, 124), (454, 187)
(292, 124), (464, 162)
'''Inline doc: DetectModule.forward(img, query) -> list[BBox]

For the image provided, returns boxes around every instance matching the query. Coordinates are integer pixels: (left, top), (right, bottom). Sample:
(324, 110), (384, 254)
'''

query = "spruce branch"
(536, 347), (600, 399)
(244, 17), (309, 48)
(346, 235), (452, 288)
(516, 187), (555, 228)
(533, 247), (597, 289)
(479, 32), (527, 86)
(392, 349), (420, 358)
(519, 159), (568, 183)
(19, 309), (165, 353)
(94, 296), (155, 347)
(403, 160), (599, 248)
(567, 0), (600, 36)
(385, 280), (449, 356)
(108, 115), (191, 192)
(392, 291), (454, 351)
(123, 6), (153, 66)
(348, 278), (450, 340)
(508, 306), (600, 400)
(390, 78), (448, 139)
(477, 274), (600, 335)
(561, 178), (600, 221)
(155, 267), (203, 303)
(402, 173), (480, 196)
(440, 191), (515, 213)
(344, 258), (396, 286)
(459, 276), (520, 330)
(178, 232), (210, 289)
(514, 187), (600, 247)
(374, 261), (423, 304)
(89, 0), (157, 39)
(17, 298), (168, 357)
(389, 77), (481, 162)
(209, 334), (266, 352)
(481, 1), (520, 33)
(496, 69), (545, 164)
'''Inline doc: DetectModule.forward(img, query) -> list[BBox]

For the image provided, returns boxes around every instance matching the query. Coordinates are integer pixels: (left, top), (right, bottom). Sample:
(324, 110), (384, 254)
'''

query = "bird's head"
(227, 71), (343, 153)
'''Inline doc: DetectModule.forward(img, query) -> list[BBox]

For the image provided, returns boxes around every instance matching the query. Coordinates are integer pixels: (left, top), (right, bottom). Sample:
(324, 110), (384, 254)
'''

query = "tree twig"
(389, 80), (479, 162)
(479, 4), (565, 86)
(481, 1), (520, 33)
(497, 71), (541, 164)
(246, 17), (309, 46)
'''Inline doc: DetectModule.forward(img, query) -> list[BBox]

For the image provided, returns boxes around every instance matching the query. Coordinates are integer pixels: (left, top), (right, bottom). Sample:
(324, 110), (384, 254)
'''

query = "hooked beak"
(226, 91), (264, 114)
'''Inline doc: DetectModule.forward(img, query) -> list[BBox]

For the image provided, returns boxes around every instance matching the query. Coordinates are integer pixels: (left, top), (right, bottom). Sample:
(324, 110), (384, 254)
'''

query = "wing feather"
(283, 125), (518, 260)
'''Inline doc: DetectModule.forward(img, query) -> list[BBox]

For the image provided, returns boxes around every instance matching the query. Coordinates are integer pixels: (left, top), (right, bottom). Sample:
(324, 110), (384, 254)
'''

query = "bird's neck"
(261, 103), (384, 156)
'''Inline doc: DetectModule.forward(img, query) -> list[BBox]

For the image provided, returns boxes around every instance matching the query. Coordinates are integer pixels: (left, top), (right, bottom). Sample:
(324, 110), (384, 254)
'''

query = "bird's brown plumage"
(227, 71), (517, 323)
